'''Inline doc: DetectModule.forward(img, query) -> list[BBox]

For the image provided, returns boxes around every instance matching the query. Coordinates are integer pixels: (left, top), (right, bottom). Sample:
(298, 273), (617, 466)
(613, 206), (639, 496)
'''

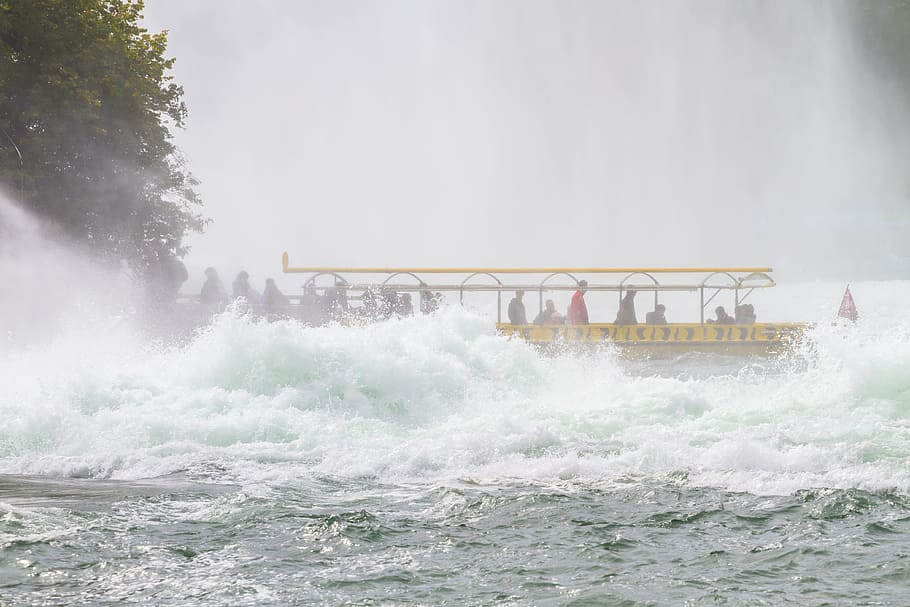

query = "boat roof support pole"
(700, 287), (704, 324)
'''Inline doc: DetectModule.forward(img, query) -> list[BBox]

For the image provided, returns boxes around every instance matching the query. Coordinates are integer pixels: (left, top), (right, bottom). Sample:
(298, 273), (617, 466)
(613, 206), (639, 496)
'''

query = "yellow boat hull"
(496, 322), (810, 356)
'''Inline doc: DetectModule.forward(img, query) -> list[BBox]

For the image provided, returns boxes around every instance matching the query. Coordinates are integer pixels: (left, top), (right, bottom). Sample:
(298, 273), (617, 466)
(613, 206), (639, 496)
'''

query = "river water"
(1, 282), (909, 605)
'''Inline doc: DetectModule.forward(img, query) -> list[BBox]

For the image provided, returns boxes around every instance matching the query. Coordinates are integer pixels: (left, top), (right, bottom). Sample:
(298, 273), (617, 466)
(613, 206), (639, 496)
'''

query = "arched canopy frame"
(303, 272), (350, 290)
(619, 271), (661, 309)
(698, 271), (740, 324)
(736, 271), (775, 306)
(537, 272), (581, 316)
(459, 272), (504, 322)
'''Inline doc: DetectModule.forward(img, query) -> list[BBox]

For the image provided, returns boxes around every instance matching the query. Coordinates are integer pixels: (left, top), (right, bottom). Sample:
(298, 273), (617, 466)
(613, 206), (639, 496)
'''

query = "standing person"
(420, 290), (441, 314)
(398, 293), (414, 316)
(300, 285), (323, 325)
(567, 280), (589, 325)
(615, 290), (638, 325)
(508, 290), (528, 324)
(145, 250), (187, 312)
(360, 288), (378, 318)
(200, 267), (228, 308)
(263, 278), (289, 318)
(232, 270), (261, 305)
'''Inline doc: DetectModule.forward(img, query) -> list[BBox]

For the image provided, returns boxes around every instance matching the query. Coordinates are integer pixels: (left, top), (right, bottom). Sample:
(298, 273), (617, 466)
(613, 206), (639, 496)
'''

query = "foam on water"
(1, 285), (909, 497)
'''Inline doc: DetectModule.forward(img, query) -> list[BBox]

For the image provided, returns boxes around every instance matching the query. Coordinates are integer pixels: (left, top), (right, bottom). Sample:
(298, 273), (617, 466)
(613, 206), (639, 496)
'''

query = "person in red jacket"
(567, 280), (589, 324)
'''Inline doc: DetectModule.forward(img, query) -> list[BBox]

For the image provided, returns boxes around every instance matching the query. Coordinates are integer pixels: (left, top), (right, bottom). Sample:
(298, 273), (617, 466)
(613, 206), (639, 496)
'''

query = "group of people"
(507, 283), (757, 326)
(707, 303), (756, 325)
(197, 268), (290, 316)
(302, 285), (443, 324)
(198, 268), (444, 324)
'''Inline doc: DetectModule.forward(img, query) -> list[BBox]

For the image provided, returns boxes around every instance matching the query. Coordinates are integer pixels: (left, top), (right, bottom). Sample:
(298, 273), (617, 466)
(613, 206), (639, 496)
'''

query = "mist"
(0, 193), (134, 346)
(139, 0), (909, 290)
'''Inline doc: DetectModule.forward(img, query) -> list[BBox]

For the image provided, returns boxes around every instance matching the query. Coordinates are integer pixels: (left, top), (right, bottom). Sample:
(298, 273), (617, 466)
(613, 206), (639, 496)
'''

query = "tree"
(0, 0), (204, 271)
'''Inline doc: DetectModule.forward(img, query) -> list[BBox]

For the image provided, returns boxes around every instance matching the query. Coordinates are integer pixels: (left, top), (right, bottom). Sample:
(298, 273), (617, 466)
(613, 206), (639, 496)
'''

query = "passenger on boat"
(735, 303), (756, 324)
(399, 293), (414, 316)
(567, 280), (589, 324)
(508, 290), (528, 324)
(534, 299), (564, 325)
(200, 267), (228, 307)
(420, 290), (441, 314)
(232, 270), (262, 305)
(380, 289), (399, 319)
(324, 282), (349, 321)
(360, 288), (378, 318)
(300, 285), (323, 325)
(145, 251), (188, 311)
(645, 303), (667, 325)
(615, 290), (638, 325)
(263, 278), (289, 316)
(709, 306), (736, 324)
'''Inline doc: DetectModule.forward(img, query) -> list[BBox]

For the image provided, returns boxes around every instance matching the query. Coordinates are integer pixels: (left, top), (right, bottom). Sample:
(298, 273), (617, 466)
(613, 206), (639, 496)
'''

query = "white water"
(2, 285), (909, 497)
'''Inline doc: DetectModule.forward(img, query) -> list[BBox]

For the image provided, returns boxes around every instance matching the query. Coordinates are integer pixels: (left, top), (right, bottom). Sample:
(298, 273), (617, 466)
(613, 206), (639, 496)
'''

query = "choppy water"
(2, 282), (910, 605)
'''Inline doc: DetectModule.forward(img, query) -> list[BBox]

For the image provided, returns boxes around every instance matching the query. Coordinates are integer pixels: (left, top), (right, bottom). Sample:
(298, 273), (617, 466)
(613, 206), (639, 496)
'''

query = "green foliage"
(849, 1), (910, 98)
(0, 0), (204, 269)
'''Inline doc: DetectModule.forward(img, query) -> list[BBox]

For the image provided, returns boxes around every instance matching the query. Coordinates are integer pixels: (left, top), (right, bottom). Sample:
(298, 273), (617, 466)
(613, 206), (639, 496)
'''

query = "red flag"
(837, 285), (858, 322)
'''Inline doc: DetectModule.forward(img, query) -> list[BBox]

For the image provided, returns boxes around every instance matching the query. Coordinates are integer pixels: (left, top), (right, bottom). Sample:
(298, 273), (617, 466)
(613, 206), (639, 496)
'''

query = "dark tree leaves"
(0, 0), (205, 272)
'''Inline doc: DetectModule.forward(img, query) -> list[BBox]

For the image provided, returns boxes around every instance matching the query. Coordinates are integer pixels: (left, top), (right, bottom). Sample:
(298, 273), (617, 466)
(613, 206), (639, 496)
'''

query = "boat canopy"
(281, 252), (776, 323)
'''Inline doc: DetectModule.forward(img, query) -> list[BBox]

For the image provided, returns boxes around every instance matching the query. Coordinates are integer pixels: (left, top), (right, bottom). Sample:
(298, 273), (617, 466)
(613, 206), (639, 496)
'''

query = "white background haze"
(142, 0), (910, 289)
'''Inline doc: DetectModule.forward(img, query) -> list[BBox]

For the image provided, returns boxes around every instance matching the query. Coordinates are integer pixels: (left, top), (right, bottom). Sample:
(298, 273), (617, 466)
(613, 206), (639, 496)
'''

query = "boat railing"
(280, 252), (777, 325)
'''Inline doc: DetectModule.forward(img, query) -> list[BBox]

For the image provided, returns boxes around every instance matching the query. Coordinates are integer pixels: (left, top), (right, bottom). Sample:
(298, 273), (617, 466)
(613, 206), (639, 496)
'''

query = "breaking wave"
(1, 291), (909, 497)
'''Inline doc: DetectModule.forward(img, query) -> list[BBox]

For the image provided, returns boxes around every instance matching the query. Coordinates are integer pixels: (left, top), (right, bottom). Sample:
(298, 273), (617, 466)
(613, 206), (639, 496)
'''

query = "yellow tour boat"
(281, 253), (809, 356)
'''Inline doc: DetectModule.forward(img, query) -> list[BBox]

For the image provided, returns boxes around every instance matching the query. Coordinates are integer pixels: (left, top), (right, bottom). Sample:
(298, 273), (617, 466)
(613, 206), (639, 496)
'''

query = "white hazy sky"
(143, 0), (910, 291)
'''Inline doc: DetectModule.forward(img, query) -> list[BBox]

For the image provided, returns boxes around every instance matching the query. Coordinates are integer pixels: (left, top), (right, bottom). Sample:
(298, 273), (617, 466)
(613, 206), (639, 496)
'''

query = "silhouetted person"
(534, 299), (564, 325)
(360, 288), (378, 318)
(380, 289), (399, 319)
(200, 267), (228, 308)
(300, 285), (323, 325)
(567, 280), (589, 324)
(324, 281), (349, 321)
(146, 250), (188, 311)
(710, 305), (736, 325)
(735, 303), (756, 324)
(263, 278), (289, 317)
(399, 293), (414, 316)
(645, 303), (667, 325)
(420, 289), (439, 314)
(232, 270), (261, 305)
(508, 290), (528, 324)
(615, 290), (638, 325)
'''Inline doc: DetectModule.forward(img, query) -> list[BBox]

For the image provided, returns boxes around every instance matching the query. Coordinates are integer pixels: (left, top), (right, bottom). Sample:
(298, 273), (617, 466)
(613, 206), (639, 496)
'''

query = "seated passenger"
(645, 303), (667, 325)
(508, 290), (528, 325)
(710, 305), (736, 325)
(567, 280), (589, 325)
(398, 293), (414, 316)
(534, 299), (564, 325)
(200, 267), (228, 307)
(614, 289), (638, 325)
(735, 303), (756, 324)
(744, 304), (756, 323)
(263, 278), (289, 317)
